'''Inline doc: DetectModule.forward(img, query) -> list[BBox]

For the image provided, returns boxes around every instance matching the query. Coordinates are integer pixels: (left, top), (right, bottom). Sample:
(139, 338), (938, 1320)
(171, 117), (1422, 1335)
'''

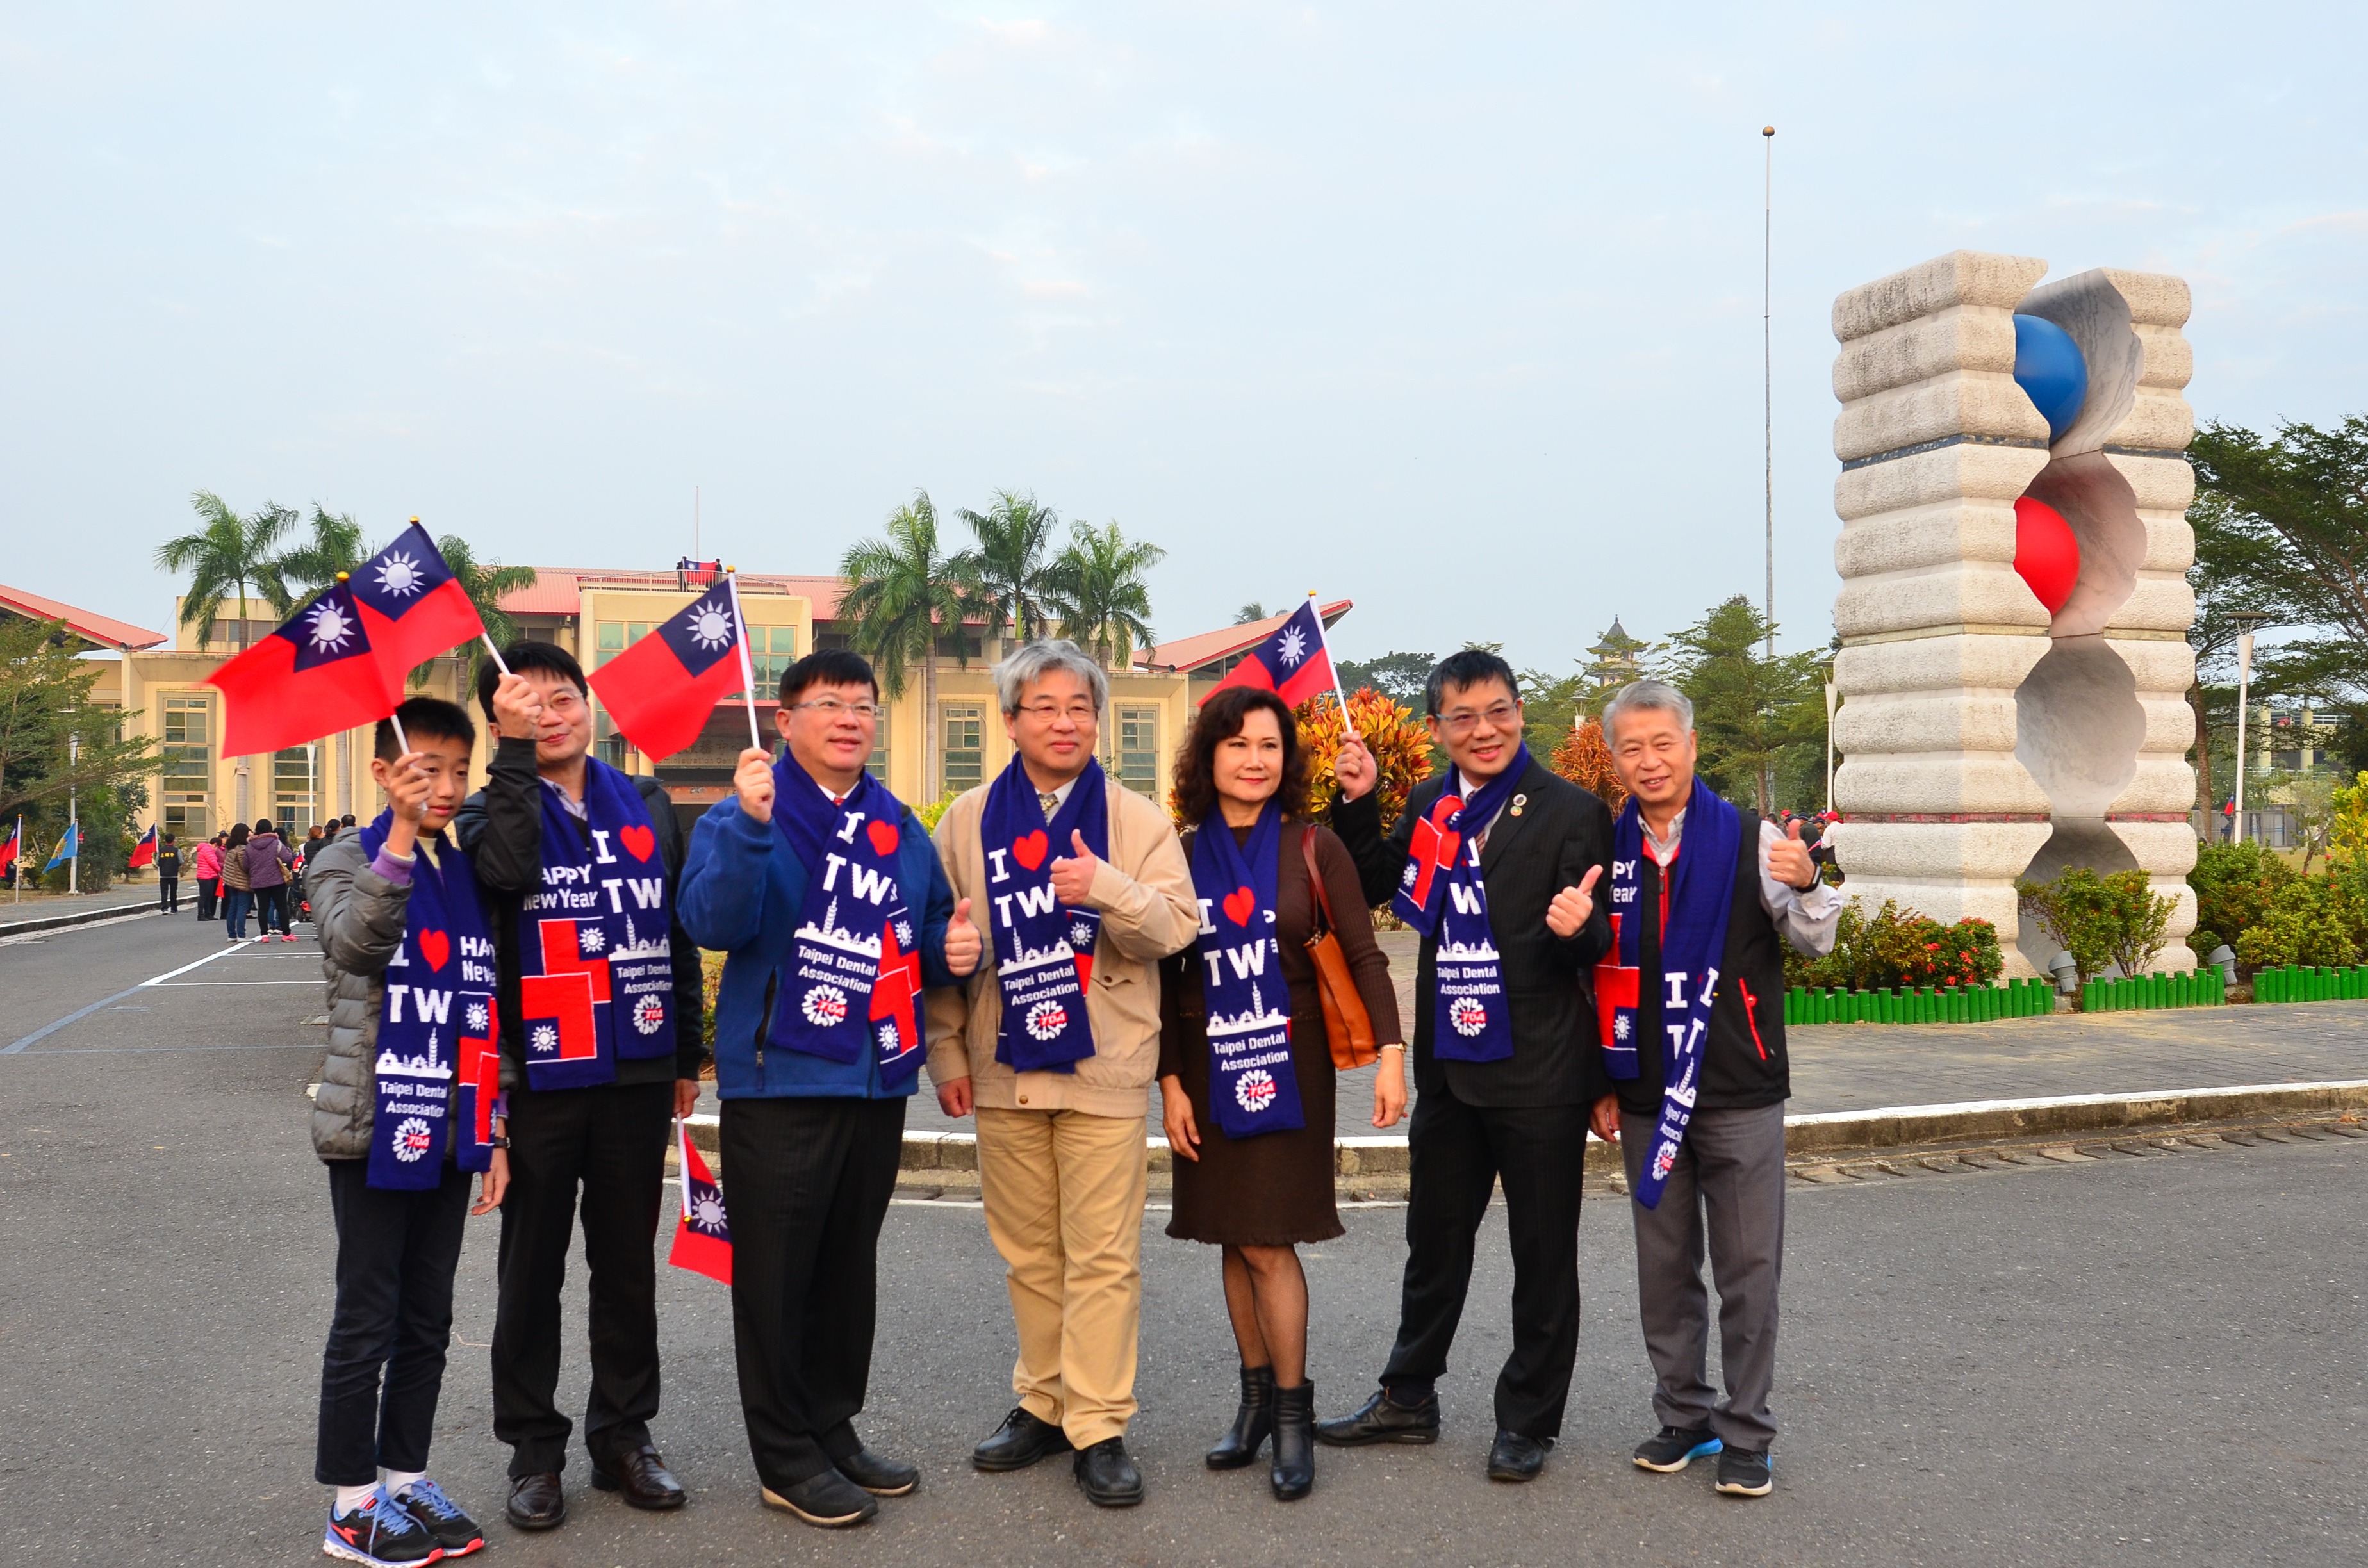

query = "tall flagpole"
(68, 732), (77, 895)
(724, 568), (764, 753)
(1761, 123), (1777, 813)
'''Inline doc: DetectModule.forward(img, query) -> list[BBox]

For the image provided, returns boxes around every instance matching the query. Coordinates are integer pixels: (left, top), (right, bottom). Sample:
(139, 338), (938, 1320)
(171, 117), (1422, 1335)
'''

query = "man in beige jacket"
(926, 639), (1197, 1508)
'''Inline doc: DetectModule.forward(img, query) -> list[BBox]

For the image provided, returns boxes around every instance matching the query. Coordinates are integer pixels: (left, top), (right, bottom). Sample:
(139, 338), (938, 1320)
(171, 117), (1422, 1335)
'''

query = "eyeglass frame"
(782, 696), (883, 722)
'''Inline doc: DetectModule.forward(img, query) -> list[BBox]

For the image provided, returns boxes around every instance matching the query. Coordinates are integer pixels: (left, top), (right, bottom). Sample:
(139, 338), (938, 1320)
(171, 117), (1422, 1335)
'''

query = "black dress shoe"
(973, 1407), (1073, 1473)
(835, 1448), (919, 1497)
(1315, 1387), (1440, 1446)
(1073, 1437), (1144, 1507)
(504, 1473), (566, 1531)
(1486, 1428), (1551, 1482)
(761, 1470), (878, 1528)
(1270, 1381), (1315, 1502)
(1206, 1364), (1275, 1469)
(591, 1444), (686, 1510)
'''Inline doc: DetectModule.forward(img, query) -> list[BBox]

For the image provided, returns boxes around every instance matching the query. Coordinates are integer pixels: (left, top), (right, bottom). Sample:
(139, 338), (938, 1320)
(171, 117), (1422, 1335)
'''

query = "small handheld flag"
(205, 579), (394, 757)
(587, 589), (751, 762)
(43, 821), (79, 874)
(349, 521), (490, 697)
(0, 819), (19, 881)
(1203, 597), (1339, 711)
(668, 1120), (732, 1284)
(127, 824), (157, 870)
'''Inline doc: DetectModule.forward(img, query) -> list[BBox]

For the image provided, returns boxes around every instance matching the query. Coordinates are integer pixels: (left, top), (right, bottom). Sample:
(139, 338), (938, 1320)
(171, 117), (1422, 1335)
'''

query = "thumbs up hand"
(1768, 817), (1820, 891)
(1050, 828), (1100, 906)
(945, 897), (982, 977)
(1547, 864), (1604, 938)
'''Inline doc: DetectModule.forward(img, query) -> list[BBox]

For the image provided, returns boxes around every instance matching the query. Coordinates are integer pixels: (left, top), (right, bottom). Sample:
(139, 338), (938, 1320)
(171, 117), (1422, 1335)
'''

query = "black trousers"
(157, 876), (179, 912)
(195, 877), (218, 920)
(722, 1095), (907, 1488)
(317, 1157), (473, 1486)
(255, 884), (290, 935)
(1378, 1085), (1587, 1439)
(492, 1079), (673, 1476)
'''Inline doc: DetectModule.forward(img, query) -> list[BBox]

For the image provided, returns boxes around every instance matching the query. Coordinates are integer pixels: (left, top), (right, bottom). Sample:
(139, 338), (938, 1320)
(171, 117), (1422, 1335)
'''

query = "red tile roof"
(0, 582), (167, 649)
(1135, 600), (1353, 674)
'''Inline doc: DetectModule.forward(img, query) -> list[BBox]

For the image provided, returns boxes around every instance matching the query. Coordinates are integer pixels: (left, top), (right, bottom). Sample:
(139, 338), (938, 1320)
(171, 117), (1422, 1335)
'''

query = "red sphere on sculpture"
(2013, 496), (2080, 615)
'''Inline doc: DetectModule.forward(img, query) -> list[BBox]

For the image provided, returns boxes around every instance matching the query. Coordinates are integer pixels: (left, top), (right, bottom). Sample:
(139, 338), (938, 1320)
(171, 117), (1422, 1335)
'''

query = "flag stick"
(390, 711), (411, 756)
(481, 635), (512, 677)
(723, 569), (764, 753)
(677, 1117), (692, 1221)
(1308, 591), (1359, 742)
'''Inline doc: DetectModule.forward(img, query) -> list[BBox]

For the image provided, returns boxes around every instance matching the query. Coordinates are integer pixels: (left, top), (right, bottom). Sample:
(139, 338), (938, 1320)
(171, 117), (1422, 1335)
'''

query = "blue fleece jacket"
(679, 794), (958, 1099)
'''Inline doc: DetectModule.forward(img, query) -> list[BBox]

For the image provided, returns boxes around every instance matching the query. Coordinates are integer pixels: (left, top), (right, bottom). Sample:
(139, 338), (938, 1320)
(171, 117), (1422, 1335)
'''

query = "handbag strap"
(1299, 823), (1336, 939)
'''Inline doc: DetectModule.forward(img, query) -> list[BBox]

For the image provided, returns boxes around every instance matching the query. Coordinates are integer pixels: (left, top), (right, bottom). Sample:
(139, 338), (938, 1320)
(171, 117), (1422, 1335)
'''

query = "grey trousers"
(1618, 1102), (1786, 1450)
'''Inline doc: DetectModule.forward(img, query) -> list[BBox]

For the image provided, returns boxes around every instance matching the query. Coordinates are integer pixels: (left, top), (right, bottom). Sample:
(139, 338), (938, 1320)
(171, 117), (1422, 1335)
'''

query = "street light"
(2228, 613), (2276, 845)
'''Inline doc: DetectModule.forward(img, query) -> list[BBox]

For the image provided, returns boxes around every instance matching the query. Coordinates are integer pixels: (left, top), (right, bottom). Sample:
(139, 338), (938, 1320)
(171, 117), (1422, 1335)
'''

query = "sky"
(4, 3), (2364, 674)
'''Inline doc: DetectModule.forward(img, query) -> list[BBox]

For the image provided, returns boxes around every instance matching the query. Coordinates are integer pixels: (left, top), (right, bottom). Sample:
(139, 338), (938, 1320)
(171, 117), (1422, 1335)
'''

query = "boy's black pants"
(157, 876), (179, 913)
(317, 1157), (473, 1486)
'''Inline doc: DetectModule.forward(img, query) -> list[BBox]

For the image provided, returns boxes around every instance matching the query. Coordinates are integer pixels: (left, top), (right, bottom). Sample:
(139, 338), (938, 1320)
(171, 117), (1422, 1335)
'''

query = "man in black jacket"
(1316, 649), (1613, 1482)
(1590, 678), (1837, 1500)
(455, 641), (709, 1532)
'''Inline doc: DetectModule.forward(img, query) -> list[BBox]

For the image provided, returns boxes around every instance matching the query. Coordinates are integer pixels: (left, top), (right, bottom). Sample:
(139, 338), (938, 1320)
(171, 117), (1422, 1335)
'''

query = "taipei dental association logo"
(632, 995), (666, 1035)
(802, 985), (850, 1028)
(1449, 997), (1489, 1037)
(1652, 1139), (1679, 1180)
(1024, 999), (1069, 1041)
(391, 1116), (436, 1163)
(1234, 1068), (1279, 1114)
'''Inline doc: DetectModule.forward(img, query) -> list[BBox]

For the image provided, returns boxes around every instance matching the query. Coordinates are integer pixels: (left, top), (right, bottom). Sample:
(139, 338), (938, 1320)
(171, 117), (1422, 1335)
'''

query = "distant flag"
(43, 821), (79, 874)
(586, 588), (750, 762)
(1202, 597), (1340, 710)
(0, 818), (19, 881)
(127, 824), (157, 870)
(668, 1120), (732, 1284)
(348, 522), (489, 697)
(204, 579), (393, 756)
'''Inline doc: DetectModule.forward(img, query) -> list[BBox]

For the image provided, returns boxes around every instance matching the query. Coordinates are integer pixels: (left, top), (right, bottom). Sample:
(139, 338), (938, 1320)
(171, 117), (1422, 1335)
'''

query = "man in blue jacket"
(679, 649), (980, 1530)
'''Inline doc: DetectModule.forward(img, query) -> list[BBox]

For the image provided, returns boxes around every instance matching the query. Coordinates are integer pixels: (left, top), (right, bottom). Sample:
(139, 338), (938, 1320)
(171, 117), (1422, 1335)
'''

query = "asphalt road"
(3, 913), (2365, 1567)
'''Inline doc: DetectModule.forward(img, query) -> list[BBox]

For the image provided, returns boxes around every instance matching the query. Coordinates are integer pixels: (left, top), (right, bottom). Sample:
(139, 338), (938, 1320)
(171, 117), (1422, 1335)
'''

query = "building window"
(1117, 705), (1160, 797)
(273, 745), (320, 836)
(595, 622), (650, 664)
(866, 724), (890, 787)
(161, 693), (213, 840)
(746, 625), (798, 700)
(594, 705), (632, 769)
(941, 703), (984, 797)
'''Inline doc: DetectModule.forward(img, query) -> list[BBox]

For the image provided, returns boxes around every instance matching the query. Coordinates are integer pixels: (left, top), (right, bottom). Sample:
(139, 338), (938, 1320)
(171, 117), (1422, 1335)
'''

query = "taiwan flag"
(668, 1120), (733, 1285)
(1202, 598), (1336, 708)
(349, 523), (488, 696)
(586, 589), (749, 762)
(128, 824), (157, 870)
(0, 820), (17, 880)
(206, 580), (395, 757)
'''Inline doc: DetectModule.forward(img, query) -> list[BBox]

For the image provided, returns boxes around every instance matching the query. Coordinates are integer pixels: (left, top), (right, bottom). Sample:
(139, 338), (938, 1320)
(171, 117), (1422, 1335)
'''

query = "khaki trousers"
(975, 1106), (1147, 1448)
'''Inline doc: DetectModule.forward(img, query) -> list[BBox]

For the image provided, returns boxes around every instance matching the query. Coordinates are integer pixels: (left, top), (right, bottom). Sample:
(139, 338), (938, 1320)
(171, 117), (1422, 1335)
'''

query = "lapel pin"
(1511, 794), (1527, 817)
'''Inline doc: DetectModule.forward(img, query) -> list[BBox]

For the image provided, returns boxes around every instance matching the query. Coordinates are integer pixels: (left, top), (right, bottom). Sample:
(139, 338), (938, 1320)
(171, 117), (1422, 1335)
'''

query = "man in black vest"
(1590, 678), (1837, 1499)
(1317, 649), (1613, 1482)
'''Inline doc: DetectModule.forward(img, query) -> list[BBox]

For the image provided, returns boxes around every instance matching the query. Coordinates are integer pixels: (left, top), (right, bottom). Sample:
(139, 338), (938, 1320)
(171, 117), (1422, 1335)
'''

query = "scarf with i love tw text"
(1188, 801), (1304, 1139)
(980, 755), (1108, 1072)
(1391, 747), (1531, 1063)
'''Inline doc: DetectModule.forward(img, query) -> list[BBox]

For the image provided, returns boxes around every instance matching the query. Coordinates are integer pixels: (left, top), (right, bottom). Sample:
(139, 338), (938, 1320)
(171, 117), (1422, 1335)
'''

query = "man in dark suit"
(1316, 649), (1613, 1482)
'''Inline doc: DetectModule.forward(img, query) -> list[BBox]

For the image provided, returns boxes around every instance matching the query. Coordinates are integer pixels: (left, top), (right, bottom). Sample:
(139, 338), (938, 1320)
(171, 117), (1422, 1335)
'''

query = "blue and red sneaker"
(393, 1479), (485, 1558)
(322, 1487), (442, 1565)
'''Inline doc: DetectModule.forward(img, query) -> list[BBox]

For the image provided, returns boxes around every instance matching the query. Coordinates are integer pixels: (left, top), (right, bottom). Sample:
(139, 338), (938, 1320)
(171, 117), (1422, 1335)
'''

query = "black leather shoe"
(1270, 1381), (1315, 1501)
(1486, 1428), (1551, 1482)
(504, 1473), (566, 1531)
(761, 1470), (877, 1528)
(973, 1407), (1073, 1472)
(1073, 1437), (1144, 1507)
(835, 1448), (919, 1497)
(1315, 1387), (1440, 1446)
(1206, 1364), (1275, 1469)
(591, 1444), (686, 1510)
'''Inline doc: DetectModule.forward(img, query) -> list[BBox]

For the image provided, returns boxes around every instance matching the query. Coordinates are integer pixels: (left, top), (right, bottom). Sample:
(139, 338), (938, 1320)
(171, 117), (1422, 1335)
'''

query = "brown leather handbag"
(1300, 826), (1379, 1070)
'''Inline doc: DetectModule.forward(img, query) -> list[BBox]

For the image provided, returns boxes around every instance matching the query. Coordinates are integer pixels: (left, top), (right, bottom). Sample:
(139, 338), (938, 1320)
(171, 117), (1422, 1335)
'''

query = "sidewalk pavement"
(0, 883), (170, 937)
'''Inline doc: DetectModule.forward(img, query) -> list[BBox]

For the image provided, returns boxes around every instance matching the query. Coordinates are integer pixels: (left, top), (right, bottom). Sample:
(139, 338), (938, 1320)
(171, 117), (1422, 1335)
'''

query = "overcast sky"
(6, 3), (2364, 673)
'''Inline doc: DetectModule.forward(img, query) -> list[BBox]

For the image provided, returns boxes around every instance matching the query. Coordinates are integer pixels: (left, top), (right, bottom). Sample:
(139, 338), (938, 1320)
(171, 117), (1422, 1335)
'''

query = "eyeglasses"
(787, 698), (882, 721)
(1435, 703), (1520, 736)
(1017, 702), (1098, 724)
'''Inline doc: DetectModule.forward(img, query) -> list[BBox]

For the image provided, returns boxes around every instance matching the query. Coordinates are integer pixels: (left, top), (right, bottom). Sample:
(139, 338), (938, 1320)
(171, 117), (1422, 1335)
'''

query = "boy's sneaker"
(322, 1488), (443, 1565)
(1714, 1447), (1773, 1497)
(1633, 1425), (1722, 1473)
(393, 1480), (484, 1558)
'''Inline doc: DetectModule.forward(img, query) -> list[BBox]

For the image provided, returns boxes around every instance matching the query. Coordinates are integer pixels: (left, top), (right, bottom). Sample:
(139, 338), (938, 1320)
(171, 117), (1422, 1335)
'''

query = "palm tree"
(839, 492), (973, 792)
(271, 505), (367, 601)
(951, 490), (1063, 656)
(1234, 602), (1268, 625)
(153, 491), (298, 651)
(1044, 520), (1166, 670)
(424, 534), (538, 687)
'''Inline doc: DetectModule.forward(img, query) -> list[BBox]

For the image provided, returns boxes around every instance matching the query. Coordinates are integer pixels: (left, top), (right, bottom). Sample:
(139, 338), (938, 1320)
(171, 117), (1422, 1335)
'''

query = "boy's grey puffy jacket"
(308, 829), (412, 1160)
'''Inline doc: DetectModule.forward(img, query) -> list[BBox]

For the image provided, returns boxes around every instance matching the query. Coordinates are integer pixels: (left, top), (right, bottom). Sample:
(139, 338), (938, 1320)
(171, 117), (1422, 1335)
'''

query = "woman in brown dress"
(1158, 686), (1404, 1501)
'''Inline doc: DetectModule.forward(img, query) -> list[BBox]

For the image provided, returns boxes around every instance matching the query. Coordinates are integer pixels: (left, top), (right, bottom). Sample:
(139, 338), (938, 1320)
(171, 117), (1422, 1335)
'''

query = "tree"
(952, 491), (1064, 651)
(2190, 416), (2368, 696)
(1234, 603), (1268, 625)
(1335, 651), (1435, 708)
(0, 617), (157, 883)
(2185, 482), (2298, 810)
(1044, 520), (1165, 670)
(839, 492), (972, 791)
(1517, 664), (1587, 746)
(272, 505), (367, 601)
(1550, 717), (1627, 813)
(1659, 594), (1825, 812)
(428, 533), (538, 685)
(153, 491), (297, 650)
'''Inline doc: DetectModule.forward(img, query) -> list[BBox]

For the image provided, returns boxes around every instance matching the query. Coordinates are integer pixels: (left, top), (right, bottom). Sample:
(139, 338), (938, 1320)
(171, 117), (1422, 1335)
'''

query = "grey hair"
(1601, 678), (1693, 739)
(994, 639), (1108, 718)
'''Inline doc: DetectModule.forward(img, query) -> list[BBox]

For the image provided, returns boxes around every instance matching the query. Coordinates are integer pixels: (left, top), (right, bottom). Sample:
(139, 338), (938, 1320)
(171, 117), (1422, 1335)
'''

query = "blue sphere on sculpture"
(2012, 313), (2088, 443)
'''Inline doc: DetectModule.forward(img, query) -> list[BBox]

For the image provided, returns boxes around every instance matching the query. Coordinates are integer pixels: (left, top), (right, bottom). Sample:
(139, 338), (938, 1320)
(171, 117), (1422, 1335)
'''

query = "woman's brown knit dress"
(1159, 821), (1402, 1246)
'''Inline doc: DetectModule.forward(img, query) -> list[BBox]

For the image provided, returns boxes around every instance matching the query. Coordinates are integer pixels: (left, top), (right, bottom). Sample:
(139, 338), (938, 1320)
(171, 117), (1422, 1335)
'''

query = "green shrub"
(2187, 840), (2293, 958)
(1783, 899), (2004, 992)
(2232, 875), (2368, 970)
(2016, 867), (2176, 984)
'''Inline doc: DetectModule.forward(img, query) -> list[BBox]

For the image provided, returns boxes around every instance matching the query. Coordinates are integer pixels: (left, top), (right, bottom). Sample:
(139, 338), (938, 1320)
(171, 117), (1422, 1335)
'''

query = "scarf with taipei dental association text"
(764, 752), (925, 1089)
(1600, 780), (1741, 1210)
(516, 758), (678, 1091)
(357, 812), (500, 1189)
(980, 755), (1109, 1072)
(1188, 801), (1304, 1139)
(1391, 747), (1531, 1063)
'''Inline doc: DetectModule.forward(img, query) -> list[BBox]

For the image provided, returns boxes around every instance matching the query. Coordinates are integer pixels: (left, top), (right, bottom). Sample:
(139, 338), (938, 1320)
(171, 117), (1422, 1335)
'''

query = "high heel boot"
(1271, 1380), (1315, 1500)
(1206, 1364), (1275, 1469)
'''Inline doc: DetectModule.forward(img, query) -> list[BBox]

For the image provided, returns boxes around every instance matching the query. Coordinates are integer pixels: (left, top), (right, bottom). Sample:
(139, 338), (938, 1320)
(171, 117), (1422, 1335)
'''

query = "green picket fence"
(2079, 968), (2229, 1013)
(1784, 976), (2057, 1027)
(2253, 963), (2368, 1004)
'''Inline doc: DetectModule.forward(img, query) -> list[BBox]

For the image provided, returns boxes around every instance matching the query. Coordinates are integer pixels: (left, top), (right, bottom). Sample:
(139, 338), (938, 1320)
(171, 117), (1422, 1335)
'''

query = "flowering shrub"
(1285, 687), (1433, 838)
(1550, 718), (1628, 813)
(2016, 867), (2175, 986)
(1783, 899), (2003, 992)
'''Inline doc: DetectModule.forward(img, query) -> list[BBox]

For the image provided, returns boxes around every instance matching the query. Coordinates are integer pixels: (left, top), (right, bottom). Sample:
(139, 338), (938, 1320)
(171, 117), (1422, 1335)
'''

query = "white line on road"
(151, 980), (322, 986)
(4, 940), (267, 1053)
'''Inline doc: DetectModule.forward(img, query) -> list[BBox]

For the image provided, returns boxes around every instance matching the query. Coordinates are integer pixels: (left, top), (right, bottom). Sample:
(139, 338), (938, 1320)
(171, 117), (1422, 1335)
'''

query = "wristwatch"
(487, 1135), (511, 1149)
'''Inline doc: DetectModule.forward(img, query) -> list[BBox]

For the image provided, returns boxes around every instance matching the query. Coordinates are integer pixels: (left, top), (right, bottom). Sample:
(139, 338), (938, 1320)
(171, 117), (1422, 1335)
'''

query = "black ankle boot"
(1271, 1381), (1315, 1501)
(1206, 1364), (1275, 1470)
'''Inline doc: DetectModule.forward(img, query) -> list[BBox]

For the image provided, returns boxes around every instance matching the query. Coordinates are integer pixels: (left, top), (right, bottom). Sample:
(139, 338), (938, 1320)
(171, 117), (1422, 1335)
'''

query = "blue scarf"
(1188, 802), (1304, 1139)
(764, 753), (924, 1089)
(517, 758), (678, 1091)
(1392, 747), (1530, 1063)
(980, 755), (1109, 1072)
(1603, 780), (1742, 1210)
(358, 813), (499, 1189)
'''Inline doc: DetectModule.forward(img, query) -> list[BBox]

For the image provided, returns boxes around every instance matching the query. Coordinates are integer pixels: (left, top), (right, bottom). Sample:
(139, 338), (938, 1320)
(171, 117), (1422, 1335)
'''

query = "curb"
(0, 902), (157, 940)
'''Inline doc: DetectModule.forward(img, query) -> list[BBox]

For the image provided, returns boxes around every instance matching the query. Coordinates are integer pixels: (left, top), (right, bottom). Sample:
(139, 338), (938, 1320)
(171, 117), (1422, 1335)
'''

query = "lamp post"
(2229, 613), (2274, 845)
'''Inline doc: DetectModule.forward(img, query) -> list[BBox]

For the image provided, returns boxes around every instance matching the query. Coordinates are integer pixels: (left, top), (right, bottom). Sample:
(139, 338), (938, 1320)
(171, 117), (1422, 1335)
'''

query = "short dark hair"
(161, 833), (175, 844)
(1171, 686), (1310, 826)
(1425, 649), (1520, 717)
(476, 641), (586, 724)
(341, 814), (356, 828)
(254, 819), (276, 835)
(779, 649), (879, 707)
(376, 696), (479, 762)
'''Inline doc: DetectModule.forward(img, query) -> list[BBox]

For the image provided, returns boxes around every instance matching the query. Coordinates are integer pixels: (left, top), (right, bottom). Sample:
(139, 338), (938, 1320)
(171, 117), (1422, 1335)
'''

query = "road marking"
(4, 941), (262, 1053)
(151, 980), (321, 986)
(0, 909), (162, 947)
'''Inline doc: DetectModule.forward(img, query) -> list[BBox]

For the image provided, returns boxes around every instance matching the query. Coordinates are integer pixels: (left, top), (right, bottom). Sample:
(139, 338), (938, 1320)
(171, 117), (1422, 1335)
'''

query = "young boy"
(156, 833), (181, 913)
(309, 687), (540, 1564)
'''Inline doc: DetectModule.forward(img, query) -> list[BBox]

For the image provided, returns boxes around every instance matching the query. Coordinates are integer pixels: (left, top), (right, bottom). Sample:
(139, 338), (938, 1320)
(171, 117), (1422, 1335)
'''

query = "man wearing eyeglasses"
(678, 649), (978, 1528)
(1319, 649), (1615, 1483)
